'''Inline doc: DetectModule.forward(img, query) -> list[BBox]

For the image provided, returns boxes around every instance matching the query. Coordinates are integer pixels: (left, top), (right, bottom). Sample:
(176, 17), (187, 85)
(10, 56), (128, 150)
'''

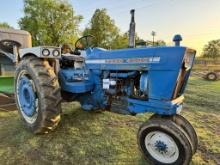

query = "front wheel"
(137, 119), (192, 165)
(15, 56), (62, 134)
(150, 114), (198, 154)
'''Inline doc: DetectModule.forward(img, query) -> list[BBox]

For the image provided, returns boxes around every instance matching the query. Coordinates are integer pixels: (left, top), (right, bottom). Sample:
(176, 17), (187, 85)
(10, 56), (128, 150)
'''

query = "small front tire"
(137, 118), (193, 165)
(150, 114), (198, 154)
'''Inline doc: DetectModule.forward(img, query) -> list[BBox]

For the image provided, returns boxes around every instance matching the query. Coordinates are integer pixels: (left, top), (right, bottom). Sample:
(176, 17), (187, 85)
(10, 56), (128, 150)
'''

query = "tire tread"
(15, 56), (61, 134)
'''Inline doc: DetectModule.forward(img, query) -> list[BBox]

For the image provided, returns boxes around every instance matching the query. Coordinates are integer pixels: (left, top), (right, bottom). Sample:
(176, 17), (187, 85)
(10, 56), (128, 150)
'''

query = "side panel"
(85, 47), (186, 101)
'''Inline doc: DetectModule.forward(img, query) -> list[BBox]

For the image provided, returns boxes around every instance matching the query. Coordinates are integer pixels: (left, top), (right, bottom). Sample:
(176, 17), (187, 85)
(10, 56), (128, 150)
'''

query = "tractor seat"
(61, 53), (85, 62)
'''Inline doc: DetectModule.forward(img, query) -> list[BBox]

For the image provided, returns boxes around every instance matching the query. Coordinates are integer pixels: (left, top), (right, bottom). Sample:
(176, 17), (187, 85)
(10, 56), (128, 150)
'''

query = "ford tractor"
(14, 10), (197, 164)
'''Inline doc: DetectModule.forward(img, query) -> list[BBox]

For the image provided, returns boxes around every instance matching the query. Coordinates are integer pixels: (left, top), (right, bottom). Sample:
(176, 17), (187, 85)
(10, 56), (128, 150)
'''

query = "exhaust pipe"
(128, 9), (136, 48)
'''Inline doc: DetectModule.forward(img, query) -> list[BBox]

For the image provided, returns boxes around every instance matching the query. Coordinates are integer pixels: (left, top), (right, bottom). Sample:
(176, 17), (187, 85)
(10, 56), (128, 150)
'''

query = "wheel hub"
(208, 74), (215, 79)
(155, 140), (168, 153)
(17, 75), (36, 117)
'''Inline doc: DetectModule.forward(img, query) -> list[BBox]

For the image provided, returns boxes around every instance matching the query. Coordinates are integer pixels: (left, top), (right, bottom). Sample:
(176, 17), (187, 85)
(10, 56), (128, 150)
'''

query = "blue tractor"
(15, 10), (197, 164)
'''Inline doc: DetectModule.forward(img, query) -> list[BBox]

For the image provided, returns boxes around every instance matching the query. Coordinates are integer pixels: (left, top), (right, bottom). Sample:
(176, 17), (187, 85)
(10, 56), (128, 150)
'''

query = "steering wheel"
(74, 35), (95, 50)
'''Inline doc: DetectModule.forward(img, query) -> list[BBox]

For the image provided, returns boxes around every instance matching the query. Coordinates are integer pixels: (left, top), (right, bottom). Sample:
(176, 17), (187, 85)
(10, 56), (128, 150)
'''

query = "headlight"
(52, 49), (60, 57)
(184, 54), (194, 68)
(42, 49), (50, 56)
(184, 50), (196, 68)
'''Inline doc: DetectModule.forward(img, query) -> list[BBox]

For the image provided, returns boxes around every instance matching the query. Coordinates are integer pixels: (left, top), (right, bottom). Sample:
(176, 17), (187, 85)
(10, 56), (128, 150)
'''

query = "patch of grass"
(183, 77), (220, 165)
(0, 77), (219, 164)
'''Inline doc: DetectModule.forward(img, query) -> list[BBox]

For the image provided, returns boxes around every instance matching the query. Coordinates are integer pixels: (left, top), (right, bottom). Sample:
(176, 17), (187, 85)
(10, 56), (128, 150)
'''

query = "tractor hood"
(85, 47), (188, 71)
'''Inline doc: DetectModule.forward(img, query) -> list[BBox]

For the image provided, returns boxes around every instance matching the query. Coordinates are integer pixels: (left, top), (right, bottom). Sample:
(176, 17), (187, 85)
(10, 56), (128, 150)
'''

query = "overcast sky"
(0, 0), (220, 54)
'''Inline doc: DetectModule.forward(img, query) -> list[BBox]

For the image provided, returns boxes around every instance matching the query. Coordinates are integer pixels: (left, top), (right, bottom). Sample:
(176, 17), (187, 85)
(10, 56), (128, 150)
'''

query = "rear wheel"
(15, 56), (62, 134)
(138, 118), (193, 165)
(150, 114), (198, 154)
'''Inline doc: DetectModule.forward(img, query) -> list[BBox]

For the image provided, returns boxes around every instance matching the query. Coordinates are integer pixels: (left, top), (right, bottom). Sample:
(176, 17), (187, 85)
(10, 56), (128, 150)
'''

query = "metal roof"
(0, 28), (31, 36)
(0, 28), (32, 49)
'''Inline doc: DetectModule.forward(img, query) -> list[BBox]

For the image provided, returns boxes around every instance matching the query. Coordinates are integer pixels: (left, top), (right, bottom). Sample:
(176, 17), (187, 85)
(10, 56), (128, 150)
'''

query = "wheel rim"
(16, 71), (39, 124)
(145, 131), (179, 164)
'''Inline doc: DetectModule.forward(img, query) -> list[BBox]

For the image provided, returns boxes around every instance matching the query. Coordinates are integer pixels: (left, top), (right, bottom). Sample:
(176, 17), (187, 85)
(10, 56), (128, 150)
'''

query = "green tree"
(111, 33), (129, 49)
(83, 9), (121, 49)
(19, 0), (82, 46)
(135, 33), (146, 47)
(83, 9), (150, 49)
(0, 22), (13, 29)
(111, 32), (144, 49)
(203, 39), (220, 58)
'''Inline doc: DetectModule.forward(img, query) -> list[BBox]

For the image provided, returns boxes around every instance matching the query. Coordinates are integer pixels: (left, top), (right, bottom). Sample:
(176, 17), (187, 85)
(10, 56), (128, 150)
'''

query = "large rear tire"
(15, 56), (62, 134)
(137, 118), (193, 165)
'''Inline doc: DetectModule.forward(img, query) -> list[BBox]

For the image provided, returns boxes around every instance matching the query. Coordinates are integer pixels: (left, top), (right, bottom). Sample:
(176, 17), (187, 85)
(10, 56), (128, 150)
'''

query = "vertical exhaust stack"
(128, 9), (136, 48)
